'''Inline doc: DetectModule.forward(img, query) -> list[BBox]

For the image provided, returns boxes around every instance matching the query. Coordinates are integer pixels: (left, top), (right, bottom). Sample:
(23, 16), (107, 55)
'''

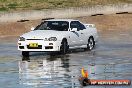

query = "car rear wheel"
(85, 37), (95, 51)
(60, 40), (68, 54)
(22, 51), (29, 57)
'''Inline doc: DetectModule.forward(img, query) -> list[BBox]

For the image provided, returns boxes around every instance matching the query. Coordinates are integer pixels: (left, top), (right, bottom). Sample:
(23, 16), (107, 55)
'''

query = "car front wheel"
(60, 40), (68, 54)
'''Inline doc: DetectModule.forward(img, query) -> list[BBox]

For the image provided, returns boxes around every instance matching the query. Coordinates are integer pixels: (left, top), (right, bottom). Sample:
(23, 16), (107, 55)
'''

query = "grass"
(8, 3), (18, 9)
(0, 0), (132, 11)
(0, 7), (8, 11)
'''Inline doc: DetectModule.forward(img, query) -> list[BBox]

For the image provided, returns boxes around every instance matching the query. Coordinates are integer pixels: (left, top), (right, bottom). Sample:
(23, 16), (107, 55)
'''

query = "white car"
(18, 19), (98, 56)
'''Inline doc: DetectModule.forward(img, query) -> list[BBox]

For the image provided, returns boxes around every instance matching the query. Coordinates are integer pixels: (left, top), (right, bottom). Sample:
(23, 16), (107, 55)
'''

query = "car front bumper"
(18, 40), (62, 52)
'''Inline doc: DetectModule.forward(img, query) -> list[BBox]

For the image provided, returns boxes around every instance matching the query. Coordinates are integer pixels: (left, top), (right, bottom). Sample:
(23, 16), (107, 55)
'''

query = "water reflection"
(19, 55), (78, 88)
(18, 50), (132, 88)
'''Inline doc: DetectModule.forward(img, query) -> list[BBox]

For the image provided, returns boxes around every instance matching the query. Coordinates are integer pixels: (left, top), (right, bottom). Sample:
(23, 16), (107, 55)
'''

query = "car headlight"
(48, 37), (57, 41)
(19, 37), (25, 41)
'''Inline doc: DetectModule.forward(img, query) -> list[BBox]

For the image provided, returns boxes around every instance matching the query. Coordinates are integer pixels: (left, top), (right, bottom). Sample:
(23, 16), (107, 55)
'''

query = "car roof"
(46, 19), (78, 21)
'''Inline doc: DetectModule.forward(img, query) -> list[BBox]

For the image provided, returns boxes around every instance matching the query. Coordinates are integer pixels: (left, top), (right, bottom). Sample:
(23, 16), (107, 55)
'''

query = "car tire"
(22, 51), (29, 57)
(85, 37), (95, 51)
(60, 40), (68, 54)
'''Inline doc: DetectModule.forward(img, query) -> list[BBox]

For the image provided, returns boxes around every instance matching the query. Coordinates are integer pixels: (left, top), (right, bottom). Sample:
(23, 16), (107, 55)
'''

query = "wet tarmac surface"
(0, 31), (132, 88)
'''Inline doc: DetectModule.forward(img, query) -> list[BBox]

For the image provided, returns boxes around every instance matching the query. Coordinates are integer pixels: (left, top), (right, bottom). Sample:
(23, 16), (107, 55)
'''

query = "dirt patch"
(0, 20), (41, 37)
(77, 14), (132, 31)
(0, 14), (132, 37)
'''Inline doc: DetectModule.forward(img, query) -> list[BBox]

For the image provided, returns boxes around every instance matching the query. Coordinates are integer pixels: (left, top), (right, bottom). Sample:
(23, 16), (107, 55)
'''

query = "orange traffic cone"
(79, 68), (131, 86)
(79, 68), (91, 86)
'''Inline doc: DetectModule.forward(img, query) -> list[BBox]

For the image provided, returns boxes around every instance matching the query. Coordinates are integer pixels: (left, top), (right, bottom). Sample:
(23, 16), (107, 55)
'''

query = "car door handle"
(81, 33), (83, 34)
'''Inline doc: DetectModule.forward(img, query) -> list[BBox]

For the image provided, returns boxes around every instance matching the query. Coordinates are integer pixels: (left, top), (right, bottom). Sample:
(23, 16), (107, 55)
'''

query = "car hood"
(21, 30), (67, 40)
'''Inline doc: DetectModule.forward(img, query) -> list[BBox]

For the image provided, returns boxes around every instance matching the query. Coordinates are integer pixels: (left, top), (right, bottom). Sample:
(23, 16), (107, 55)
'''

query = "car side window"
(70, 21), (85, 31)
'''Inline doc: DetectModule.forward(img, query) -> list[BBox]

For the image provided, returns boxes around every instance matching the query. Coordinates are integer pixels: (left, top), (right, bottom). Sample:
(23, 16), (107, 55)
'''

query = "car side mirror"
(71, 28), (77, 32)
(31, 27), (35, 31)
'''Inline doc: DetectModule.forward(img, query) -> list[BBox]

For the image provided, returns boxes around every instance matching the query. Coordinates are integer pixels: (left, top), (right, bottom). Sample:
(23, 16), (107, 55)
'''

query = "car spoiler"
(85, 24), (95, 28)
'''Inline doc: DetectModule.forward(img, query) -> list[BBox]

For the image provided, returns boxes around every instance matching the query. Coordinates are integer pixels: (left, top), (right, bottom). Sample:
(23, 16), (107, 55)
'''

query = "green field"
(0, 0), (132, 11)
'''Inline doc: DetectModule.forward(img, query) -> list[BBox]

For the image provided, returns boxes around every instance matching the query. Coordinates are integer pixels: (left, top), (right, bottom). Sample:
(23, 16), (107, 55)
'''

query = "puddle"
(0, 31), (132, 88)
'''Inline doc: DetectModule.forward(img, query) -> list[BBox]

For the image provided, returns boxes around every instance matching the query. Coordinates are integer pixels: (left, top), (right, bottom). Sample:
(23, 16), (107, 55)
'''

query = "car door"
(69, 21), (83, 46)
(70, 21), (87, 46)
(75, 21), (87, 45)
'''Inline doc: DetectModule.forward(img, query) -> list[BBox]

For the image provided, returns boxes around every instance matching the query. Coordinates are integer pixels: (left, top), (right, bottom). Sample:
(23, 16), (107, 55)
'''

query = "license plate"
(29, 43), (38, 47)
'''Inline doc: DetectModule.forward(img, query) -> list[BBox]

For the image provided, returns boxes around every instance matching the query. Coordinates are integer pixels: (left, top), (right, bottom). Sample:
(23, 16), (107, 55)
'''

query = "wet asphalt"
(0, 31), (132, 88)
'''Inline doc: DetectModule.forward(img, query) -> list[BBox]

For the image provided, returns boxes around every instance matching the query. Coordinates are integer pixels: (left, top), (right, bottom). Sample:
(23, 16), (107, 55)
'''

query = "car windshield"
(34, 21), (69, 31)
